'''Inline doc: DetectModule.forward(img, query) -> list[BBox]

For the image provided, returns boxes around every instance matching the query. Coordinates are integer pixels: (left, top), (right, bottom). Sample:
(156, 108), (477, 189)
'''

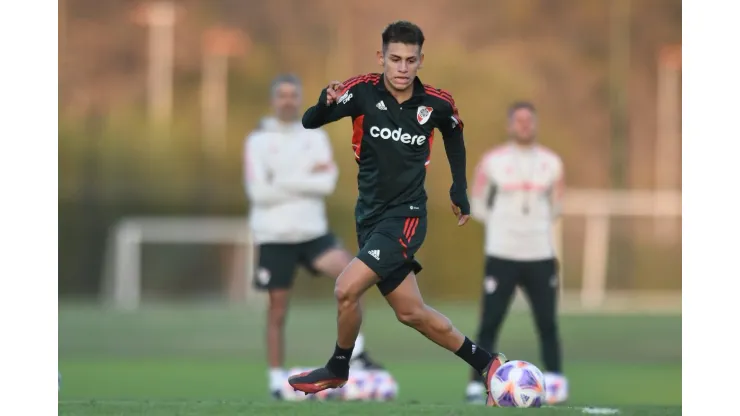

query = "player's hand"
(451, 202), (470, 226)
(325, 81), (344, 106)
(450, 185), (471, 226)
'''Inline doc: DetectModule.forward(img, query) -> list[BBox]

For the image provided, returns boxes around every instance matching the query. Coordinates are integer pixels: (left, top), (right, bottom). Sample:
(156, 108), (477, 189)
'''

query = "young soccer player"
(287, 21), (507, 405)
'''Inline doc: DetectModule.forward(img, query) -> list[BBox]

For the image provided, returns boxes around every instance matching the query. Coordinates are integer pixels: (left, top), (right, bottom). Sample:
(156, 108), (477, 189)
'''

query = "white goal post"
(102, 217), (257, 311)
(554, 189), (681, 308)
(102, 189), (681, 311)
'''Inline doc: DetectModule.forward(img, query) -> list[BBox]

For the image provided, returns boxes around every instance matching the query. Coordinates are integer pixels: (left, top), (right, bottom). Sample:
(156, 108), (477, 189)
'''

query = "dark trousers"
(471, 256), (562, 382)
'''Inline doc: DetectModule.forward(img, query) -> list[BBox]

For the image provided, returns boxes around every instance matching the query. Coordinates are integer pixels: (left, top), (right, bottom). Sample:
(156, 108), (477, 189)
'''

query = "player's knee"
(395, 310), (423, 328)
(395, 306), (426, 328)
(334, 283), (360, 308)
(333, 284), (348, 302)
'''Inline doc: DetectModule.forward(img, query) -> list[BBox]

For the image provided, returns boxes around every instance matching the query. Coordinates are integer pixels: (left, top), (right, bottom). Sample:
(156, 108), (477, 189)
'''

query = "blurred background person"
(244, 74), (382, 399)
(466, 102), (567, 405)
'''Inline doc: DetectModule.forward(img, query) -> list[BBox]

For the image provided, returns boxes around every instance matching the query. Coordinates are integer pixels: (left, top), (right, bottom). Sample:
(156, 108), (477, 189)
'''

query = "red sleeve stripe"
(423, 86), (456, 106)
(423, 85), (455, 101)
(342, 73), (379, 84)
(433, 90), (455, 104)
(340, 74), (380, 93)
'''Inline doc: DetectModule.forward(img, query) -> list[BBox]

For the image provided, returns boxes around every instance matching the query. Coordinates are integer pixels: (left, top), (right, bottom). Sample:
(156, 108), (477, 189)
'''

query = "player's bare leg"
(333, 259), (378, 348)
(384, 272), (464, 350)
(288, 258), (379, 394)
(384, 272), (508, 405)
(266, 288), (291, 397)
(312, 249), (385, 369)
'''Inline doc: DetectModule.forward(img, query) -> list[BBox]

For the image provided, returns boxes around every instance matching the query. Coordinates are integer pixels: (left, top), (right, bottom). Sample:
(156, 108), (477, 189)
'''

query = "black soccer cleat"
(351, 351), (385, 370)
(288, 367), (348, 394)
(481, 352), (509, 407)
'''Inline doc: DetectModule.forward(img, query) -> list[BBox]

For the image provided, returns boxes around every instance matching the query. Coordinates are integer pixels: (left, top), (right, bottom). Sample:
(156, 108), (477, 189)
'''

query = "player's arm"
(438, 98), (470, 226)
(550, 156), (565, 219)
(274, 131), (339, 196)
(302, 78), (363, 129)
(243, 134), (294, 206)
(470, 156), (492, 223)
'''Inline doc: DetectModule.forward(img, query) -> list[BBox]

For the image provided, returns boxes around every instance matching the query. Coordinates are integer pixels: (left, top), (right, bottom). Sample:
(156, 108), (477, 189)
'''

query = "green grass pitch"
(58, 301), (681, 415)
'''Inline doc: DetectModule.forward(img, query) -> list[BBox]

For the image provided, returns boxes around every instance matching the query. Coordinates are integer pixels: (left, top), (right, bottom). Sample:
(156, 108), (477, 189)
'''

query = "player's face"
(508, 108), (537, 144)
(272, 82), (301, 122)
(378, 43), (424, 92)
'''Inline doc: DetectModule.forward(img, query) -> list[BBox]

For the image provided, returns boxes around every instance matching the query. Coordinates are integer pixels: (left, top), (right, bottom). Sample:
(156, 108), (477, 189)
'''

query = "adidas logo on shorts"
(368, 249), (380, 260)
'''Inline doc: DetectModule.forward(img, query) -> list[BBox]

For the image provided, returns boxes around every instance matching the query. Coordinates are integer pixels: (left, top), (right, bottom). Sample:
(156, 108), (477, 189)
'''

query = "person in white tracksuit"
(244, 74), (383, 399)
(464, 102), (568, 405)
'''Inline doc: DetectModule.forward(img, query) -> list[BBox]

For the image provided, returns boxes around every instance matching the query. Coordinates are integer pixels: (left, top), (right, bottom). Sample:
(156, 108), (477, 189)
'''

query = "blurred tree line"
(59, 0), (681, 300)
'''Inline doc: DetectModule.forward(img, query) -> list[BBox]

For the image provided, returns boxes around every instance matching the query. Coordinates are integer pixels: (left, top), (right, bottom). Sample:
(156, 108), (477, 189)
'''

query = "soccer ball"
(489, 360), (545, 408)
(336, 370), (371, 401)
(368, 369), (399, 401)
(335, 369), (398, 401)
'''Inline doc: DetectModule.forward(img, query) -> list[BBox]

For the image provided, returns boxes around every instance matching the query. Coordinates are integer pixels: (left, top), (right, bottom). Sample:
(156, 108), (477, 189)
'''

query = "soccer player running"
(244, 74), (383, 400)
(465, 102), (568, 405)
(288, 21), (508, 405)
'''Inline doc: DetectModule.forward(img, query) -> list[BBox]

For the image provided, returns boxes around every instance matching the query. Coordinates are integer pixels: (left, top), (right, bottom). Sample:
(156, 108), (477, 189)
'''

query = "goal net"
(101, 189), (681, 313)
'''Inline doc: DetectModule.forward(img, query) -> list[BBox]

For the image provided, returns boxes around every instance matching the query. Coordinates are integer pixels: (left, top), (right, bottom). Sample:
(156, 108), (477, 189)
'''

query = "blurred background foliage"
(58, 0), (681, 300)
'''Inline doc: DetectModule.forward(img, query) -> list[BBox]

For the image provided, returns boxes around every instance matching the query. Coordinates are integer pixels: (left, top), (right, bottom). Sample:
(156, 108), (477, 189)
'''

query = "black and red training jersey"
(302, 73), (469, 224)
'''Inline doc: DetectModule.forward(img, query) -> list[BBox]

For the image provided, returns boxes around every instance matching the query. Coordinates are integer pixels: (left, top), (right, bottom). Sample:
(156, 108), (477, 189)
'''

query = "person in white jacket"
(464, 102), (568, 405)
(244, 74), (382, 399)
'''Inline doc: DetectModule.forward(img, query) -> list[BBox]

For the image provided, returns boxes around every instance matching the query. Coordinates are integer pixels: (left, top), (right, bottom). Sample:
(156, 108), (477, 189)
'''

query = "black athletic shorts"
(356, 216), (427, 296)
(483, 256), (559, 296)
(254, 233), (340, 291)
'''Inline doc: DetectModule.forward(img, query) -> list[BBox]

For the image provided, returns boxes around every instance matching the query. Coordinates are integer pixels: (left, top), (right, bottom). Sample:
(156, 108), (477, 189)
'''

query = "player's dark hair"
(381, 21), (425, 54)
(507, 101), (537, 119)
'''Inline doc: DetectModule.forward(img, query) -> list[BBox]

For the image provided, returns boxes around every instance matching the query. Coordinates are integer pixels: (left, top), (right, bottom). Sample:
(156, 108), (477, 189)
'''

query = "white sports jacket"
(470, 143), (564, 261)
(244, 117), (339, 244)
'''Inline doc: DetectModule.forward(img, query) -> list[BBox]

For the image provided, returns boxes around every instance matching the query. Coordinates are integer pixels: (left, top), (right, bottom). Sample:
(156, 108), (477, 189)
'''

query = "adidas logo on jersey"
(368, 249), (380, 260)
(376, 100), (387, 110)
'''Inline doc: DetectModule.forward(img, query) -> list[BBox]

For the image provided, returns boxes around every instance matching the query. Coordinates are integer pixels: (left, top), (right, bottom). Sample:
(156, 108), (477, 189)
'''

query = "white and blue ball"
(489, 360), (545, 408)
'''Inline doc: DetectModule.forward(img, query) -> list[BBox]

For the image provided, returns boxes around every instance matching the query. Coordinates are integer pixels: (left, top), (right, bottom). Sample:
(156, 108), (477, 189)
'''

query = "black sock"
(326, 343), (353, 378)
(455, 337), (493, 375)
